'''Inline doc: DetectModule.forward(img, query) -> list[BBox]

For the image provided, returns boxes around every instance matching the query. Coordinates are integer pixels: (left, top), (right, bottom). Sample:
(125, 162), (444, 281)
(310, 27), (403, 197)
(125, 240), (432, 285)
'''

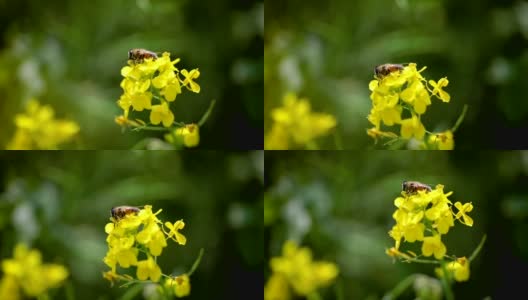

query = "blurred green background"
(0, 150), (263, 299)
(265, 0), (528, 149)
(0, 0), (263, 149)
(265, 151), (528, 299)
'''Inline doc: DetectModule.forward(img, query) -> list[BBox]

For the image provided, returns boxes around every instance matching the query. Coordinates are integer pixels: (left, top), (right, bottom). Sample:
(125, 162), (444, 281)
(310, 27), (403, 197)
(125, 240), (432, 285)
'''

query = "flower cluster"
(103, 205), (190, 297)
(264, 240), (339, 300)
(115, 52), (202, 147)
(0, 243), (69, 299)
(367, 63), (457, 149)
(6, 99), (79, 150)
(386, 184), (473, 282)
(265, 93), (337, 150)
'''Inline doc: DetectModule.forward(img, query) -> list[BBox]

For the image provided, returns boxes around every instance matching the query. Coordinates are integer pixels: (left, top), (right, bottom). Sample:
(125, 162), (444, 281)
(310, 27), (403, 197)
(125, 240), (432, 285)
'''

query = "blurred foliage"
(0, 0), (263, 149)
(0, 151), (264, 299)
(265, 151), (528, 299)
(265, 0), (528, 149)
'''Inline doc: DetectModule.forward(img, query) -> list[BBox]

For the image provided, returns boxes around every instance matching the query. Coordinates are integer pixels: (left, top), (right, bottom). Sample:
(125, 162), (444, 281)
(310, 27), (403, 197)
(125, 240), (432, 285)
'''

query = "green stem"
(451, 105), (468, 133)
(118, 283), (144, 300)
(187, 248), (204, 276)
(401, 257), (441, 264)
(382, 274), (417, 300)
(65, 280), (76, 300)
(383, 137), (400, 146)
(305, 141), (319, 150)
(469, 235), (487, 262)
(333, 131), (343, 150)
(440, 261), (454, 300)
(198, 99), (216, 126)
(37, 294), (50, 300)
(307, 291), (322, 300)
(132, 125), (169, 131)
(335, 278), (345, 300)
(119, 278), (161, 288)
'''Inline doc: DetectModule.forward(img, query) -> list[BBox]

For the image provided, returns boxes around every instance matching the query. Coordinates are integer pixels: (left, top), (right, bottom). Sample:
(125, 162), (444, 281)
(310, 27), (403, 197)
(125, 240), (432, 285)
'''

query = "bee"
(128, 48), (158, 63)
(111, 206), (141, 220)
(402, 181), (432, 195)
(374, 63), (404, 79)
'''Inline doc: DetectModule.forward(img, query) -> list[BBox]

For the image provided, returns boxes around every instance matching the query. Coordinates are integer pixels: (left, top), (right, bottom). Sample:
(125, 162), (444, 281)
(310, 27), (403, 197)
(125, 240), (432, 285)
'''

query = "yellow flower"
(136, 256), (162, 282)
(0, 276), (19, 300)
(150, 102), (174, 127)
(421, 234), (446, 259)
(403, 223), (425, 242)
(366, 127), (398, 142)
(370, 105), (402, 127)
(453, 257), (470, 282)
(119, 78), (153, 111)
(121, 57), (159, 79)
(269, 240), (338, 296)
(115, 115), (129, 126)
(368, 79), (379, 91)
(435, 210), (455, 234)
(136, 223), (167, 256)
(377, 107), (402, 126)
(180, 69), (201, 93)
(103, 239), (139, 269)
(429, 78), (450, 102)
(266, 93), (336, 149)
(400, 81), (431, 114)
(264, 273), (290, 300)
(153, 70), (182, 102)
(156, 52), (180, 73)
(435, 257), (470, 282)
(6, 99), (79, 150)
(166, 274), (191, 297)
(165, 124), (200, 147)
(137, 205), (162, 221)
(400, 63), (426, 82)
(429, 130), (454, 150)
(454, 202), (474, 226)
(368, 82), (402, 127)
(385, 247), (413, 260)
(165, 220), (187, 245)
(1, 244), (68, 298)
(264, 124), (290, 150)
(102, 270), (121, 286)
(400, 115), (425, 140)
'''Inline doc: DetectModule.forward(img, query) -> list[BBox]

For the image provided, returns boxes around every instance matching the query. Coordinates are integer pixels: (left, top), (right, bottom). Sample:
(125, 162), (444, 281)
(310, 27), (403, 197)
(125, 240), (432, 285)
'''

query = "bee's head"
(402, 181), (408, 191)
(128, 50), (134, 60)
(374, 65), (382, 76)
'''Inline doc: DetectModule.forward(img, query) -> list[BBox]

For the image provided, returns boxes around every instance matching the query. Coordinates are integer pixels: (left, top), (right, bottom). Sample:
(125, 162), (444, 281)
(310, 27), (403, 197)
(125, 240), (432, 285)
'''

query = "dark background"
(265, 0), (528, 149)
(0, 151), (264, 299)
(0, 0), (263, 149)
(265, 151), (528, 299)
